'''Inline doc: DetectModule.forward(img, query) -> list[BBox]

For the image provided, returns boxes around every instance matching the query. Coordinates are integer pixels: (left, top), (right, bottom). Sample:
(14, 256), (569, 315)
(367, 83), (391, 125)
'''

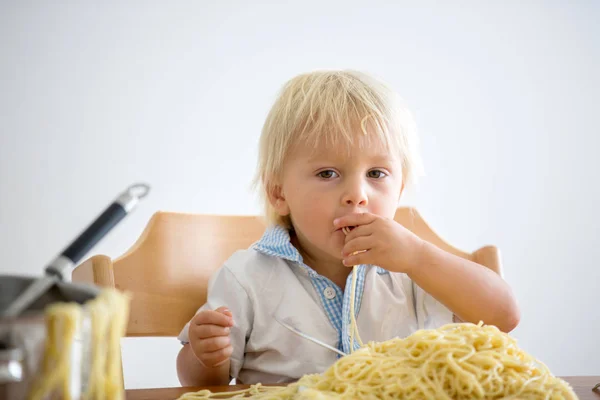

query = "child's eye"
(367, 170), (387, 179)
(317, 170), (338, 179)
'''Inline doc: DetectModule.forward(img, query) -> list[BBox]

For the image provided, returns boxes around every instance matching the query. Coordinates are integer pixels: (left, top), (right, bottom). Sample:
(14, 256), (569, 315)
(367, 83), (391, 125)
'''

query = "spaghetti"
(178, 322), (576, 399)
(26, 288), (131, 400)
(343, 225), (363, 351)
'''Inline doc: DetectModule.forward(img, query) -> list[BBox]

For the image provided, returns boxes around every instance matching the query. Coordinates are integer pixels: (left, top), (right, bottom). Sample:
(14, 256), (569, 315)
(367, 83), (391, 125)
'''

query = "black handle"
(44, 183), (150, 279)
(61, 202), (127, 263)
(1, 183), (150, 317)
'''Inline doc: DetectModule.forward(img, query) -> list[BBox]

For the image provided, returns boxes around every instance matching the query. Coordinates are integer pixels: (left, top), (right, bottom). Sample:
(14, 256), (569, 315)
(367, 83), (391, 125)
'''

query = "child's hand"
(188, 306), (234, 368)
(334, 212), (425, 274)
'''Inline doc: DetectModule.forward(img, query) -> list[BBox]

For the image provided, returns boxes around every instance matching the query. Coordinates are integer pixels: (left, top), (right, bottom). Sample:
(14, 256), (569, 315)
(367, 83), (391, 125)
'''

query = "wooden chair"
(72, 207), (501, 338)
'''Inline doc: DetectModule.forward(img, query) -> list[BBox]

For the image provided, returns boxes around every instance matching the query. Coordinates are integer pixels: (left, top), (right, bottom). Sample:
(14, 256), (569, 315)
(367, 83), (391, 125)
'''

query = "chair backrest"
(394, 208), (501, 276)
(72, 207), (501, 337)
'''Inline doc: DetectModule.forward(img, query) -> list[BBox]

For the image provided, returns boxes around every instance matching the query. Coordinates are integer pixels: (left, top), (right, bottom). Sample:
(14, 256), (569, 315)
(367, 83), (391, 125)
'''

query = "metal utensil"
(273, 316), (347, 357)
(0, 276), (100, 399)
(1, 183), (150, 318)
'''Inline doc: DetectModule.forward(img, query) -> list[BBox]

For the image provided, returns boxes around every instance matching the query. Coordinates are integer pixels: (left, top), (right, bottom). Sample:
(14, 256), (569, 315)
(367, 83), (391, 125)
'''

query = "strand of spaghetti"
(343, 225), (363, 351)
(349, 265), (363, 351)
(176, 384), (287, 399)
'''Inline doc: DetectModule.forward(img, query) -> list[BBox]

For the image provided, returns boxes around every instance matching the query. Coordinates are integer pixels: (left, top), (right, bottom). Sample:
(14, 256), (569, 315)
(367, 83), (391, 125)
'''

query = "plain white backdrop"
(1, 1), (598, 389)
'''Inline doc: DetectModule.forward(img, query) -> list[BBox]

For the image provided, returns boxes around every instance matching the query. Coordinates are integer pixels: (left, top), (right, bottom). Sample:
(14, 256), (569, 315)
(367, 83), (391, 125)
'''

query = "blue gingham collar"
(252, 224), (388, 275)
(252, 224), (313, 275)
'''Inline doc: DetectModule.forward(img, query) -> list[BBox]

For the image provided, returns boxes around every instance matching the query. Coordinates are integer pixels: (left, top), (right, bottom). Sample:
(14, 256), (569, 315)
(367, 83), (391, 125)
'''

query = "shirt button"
(323, 287), (336, 299)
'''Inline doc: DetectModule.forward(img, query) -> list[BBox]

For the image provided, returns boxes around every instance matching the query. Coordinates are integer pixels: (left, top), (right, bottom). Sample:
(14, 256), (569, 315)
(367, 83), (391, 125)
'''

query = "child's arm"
(176, 307), (234, 386)
(335, 213), (520, 333)
(408, 240), (519, 332)
(177, 344), (230, 386)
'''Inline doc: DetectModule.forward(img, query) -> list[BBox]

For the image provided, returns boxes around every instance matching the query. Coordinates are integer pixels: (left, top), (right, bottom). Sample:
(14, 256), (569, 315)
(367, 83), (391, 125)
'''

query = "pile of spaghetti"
(178, 322), (577, 399)
(27, 288), (131, 400)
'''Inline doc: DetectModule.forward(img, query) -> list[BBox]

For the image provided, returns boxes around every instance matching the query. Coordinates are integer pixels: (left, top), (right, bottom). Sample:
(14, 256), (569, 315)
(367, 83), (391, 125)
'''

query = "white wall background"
(1, 1), (598, 389)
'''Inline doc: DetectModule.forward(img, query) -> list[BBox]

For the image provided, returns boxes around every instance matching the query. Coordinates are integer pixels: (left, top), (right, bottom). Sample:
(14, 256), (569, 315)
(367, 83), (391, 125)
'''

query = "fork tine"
(273, 316), (348, 357)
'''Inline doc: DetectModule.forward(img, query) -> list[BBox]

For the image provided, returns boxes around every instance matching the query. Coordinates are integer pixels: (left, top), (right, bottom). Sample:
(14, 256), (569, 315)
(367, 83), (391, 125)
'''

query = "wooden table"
(127, 376), (600, 399)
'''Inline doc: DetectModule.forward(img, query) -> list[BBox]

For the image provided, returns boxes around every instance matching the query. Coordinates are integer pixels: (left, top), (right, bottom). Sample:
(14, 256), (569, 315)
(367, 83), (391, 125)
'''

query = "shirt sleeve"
(177, 265), (253, 379)
(412, 281), (454, 329)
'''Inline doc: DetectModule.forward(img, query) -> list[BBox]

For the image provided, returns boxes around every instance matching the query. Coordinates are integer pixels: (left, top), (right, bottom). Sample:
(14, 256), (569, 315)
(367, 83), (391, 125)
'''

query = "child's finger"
(197, 345), (234, 368)
(343, 248), (370, 267)
(215, 306), (233, 318)
(192, 323), (231, 339)
(193, 309), (234, 327)
(197, 335), (231, 353)
(342, 224), (372, 242)
(342, 237), (373, 258)
(334, 212), (376, 230)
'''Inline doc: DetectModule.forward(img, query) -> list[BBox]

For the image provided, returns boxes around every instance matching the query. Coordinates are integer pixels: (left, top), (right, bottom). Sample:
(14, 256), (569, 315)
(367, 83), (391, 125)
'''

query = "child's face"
(273, 136), (404, 263)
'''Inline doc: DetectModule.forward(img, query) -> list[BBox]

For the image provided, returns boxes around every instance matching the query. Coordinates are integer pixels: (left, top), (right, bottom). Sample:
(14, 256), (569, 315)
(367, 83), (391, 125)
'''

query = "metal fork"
(273, 316), (348, 357)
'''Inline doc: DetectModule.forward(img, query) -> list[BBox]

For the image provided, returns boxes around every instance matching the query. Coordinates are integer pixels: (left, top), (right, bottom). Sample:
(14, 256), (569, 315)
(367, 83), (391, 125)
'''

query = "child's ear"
(398, 182), (405, 201)
(267, 183), (290, 216)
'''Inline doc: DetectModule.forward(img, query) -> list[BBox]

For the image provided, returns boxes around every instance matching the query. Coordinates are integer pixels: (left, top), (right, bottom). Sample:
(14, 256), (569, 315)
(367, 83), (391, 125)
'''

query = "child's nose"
(342, 183), (368, 206)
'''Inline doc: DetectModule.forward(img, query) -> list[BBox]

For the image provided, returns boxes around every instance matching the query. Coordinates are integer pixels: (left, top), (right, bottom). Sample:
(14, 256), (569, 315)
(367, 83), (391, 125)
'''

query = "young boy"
(176, 70), (520, 387)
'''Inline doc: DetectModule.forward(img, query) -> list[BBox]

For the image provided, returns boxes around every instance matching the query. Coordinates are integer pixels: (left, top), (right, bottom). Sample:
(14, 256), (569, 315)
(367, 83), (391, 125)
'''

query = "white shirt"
(178, 225), (453, 384)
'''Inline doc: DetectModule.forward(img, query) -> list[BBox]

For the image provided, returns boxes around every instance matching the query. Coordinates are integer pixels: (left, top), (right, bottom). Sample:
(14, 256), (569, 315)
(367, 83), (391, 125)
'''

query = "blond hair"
(254, 69), (423, 228)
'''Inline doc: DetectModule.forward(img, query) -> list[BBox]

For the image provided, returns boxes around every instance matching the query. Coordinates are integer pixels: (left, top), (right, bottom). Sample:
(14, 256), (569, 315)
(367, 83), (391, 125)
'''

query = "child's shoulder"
(218, 246), (292, 285)
(222, 244), (281, 268)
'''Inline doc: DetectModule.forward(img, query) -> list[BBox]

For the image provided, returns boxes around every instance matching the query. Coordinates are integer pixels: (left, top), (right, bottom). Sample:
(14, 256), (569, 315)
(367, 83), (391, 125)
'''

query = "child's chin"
(322, 245), (342, 261)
